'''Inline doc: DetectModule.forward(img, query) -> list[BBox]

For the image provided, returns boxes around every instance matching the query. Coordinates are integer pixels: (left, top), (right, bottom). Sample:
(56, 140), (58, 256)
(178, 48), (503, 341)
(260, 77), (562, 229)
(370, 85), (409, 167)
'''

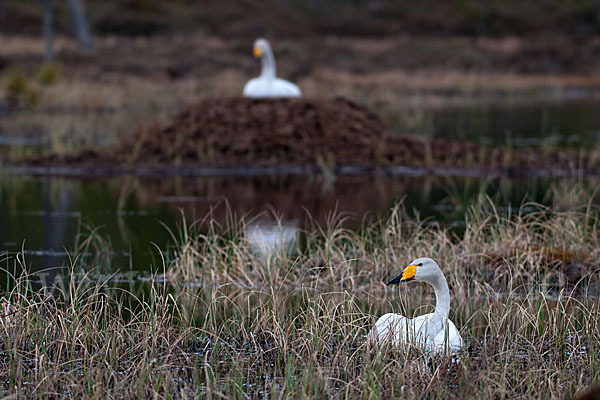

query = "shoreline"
(3, 163), (599, 178)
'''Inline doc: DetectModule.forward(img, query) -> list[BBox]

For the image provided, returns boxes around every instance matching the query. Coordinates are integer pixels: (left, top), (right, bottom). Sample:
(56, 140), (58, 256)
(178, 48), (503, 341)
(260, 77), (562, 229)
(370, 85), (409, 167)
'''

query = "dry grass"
(1, 185), (597, 398)
(0, 267), (199, 397)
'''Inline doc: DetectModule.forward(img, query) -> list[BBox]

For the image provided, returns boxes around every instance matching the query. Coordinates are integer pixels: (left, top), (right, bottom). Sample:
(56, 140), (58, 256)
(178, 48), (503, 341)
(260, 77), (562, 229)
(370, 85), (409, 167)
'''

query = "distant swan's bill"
(243, 38), (301, 99)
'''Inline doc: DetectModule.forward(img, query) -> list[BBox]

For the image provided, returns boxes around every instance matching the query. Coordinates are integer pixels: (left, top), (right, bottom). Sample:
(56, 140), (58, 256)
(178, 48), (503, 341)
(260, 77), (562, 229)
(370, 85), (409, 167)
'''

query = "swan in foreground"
(372, 257), (464, 355)
(243, 38), (301, 98)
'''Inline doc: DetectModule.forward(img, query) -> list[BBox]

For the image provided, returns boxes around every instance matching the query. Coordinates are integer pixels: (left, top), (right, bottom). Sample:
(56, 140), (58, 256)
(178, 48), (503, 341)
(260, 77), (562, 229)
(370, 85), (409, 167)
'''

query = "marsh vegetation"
(1, 183), (599, 398)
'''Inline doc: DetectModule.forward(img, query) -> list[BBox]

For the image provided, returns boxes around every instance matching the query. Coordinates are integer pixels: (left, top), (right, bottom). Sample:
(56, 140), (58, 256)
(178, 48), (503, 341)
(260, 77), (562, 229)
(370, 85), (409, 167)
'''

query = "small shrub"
(36, 62), (60, 86)
(2, 67), (41, 109)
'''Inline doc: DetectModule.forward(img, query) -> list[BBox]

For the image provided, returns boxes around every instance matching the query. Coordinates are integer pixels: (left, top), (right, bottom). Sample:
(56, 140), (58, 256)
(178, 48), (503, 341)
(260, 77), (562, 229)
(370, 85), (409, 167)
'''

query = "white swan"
(373, 257), (464, 355)
(243, 38), (301, 98)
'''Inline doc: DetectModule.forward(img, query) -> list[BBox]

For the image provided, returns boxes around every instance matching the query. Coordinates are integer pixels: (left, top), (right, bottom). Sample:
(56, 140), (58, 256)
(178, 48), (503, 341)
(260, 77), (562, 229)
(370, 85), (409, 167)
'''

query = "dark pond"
(0, 173), (591, 275)
(398, 97), (600, 147)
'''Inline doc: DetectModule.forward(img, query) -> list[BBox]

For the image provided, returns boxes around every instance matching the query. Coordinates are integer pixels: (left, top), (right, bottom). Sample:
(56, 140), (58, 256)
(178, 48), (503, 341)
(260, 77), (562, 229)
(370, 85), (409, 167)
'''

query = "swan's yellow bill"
(253, 46), (262, 58)
(401, 264), (417, 281)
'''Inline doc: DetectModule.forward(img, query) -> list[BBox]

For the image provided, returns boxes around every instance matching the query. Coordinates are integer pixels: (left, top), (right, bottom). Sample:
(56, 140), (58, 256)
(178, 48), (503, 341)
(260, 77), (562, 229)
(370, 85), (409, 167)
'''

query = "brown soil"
(125, 97), (391, 168)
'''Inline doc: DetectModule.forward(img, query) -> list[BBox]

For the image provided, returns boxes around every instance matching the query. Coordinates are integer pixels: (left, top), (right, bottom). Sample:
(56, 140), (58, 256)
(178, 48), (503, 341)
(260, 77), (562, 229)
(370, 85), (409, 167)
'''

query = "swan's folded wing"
(446, 319), (464, 351)
(373, 313), (408, 345)
(431, 319), (464, 353)
(273, 78), (302, 97)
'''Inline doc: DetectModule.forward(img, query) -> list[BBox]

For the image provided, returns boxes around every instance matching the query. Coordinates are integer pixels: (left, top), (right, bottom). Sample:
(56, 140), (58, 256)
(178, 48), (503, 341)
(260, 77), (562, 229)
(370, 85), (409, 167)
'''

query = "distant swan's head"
(253, 38), (271, 59)
(386, 257), (441, 285)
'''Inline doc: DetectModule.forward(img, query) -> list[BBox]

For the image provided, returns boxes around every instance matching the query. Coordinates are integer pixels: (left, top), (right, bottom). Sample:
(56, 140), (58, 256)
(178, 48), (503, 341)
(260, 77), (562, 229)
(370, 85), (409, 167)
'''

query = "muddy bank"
(17, 97), (600, 176)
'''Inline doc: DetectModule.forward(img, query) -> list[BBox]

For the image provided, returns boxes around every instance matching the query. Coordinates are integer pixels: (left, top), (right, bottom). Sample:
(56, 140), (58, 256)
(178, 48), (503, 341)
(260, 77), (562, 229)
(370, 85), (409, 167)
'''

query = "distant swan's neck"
(430, 274), (451, 320)
(260, 45), (276, 79)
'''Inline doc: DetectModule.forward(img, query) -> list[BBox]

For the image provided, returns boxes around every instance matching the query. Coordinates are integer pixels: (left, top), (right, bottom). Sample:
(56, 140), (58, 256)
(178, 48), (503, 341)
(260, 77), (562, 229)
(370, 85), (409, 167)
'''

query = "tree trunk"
(65, 0), (93, 49)
(43, 0), (54, 61)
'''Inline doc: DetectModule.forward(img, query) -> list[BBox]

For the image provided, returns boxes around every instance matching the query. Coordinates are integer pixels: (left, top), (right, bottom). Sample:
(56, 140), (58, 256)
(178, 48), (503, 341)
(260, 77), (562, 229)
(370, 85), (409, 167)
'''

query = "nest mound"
(127, 97), (399, 168)
(25, 96), (485, 171)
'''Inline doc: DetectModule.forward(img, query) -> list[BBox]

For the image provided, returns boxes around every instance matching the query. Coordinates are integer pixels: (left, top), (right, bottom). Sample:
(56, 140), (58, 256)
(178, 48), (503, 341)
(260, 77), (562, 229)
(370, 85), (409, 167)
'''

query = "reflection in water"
(245, 221), (298, 260)
(40, 178), (73, 295)
(0, 174), (598, 281)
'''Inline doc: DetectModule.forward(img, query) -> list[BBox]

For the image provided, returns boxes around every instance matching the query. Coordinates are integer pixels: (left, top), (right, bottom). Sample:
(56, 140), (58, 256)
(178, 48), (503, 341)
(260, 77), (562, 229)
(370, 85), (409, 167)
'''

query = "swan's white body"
(243, 77), (301, 98)
(243, 38), (301, 99)
(373, 258), (464, 355)
(374, 312), (463, 353)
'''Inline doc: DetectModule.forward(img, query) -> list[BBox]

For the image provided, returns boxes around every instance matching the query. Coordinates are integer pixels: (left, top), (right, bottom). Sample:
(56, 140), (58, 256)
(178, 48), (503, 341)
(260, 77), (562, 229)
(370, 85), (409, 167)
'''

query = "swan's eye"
(417, 263), (423, 267)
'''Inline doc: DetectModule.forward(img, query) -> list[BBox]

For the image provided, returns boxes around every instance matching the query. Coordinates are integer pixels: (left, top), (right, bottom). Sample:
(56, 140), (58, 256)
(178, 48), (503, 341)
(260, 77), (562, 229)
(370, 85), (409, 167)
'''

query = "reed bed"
(1, 193), (600, 398)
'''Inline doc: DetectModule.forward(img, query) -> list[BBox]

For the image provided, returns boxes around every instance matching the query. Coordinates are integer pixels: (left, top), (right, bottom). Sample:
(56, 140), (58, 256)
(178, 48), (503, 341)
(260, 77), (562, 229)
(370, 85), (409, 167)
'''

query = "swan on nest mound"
(243, 38), (302, 99)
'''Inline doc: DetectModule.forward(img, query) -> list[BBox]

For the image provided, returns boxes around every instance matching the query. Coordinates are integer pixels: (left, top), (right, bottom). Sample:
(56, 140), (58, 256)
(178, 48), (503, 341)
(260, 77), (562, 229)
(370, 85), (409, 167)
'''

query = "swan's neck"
(430, 274), (450, 320)
(260, 46), (276, 79)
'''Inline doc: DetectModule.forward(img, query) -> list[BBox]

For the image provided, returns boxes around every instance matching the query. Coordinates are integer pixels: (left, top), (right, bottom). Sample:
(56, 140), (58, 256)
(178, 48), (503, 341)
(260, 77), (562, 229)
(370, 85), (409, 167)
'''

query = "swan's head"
(386, 257), (441, 285)
(253, 38), (271, 58)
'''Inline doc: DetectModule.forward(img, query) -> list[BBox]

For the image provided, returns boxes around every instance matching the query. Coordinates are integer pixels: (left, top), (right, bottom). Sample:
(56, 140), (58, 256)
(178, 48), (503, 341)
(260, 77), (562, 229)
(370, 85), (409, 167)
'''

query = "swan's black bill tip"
(386, 275), (414, 285)
(386, 275), (401, 285)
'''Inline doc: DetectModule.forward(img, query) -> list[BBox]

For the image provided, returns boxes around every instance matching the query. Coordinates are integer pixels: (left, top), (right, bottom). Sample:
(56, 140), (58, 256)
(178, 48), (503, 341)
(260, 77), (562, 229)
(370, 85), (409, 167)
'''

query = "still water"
(0, 173), (588, 275)
(399, 97), (600, 147)
(1, 97), (600, 281)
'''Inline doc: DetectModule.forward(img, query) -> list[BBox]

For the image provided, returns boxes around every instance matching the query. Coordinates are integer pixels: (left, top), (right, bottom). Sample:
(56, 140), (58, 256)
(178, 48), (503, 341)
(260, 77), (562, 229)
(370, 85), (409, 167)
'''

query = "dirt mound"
(21, 96), (484, 171)
(24, 97), (595, 176)
(126, 97), (395, 168)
